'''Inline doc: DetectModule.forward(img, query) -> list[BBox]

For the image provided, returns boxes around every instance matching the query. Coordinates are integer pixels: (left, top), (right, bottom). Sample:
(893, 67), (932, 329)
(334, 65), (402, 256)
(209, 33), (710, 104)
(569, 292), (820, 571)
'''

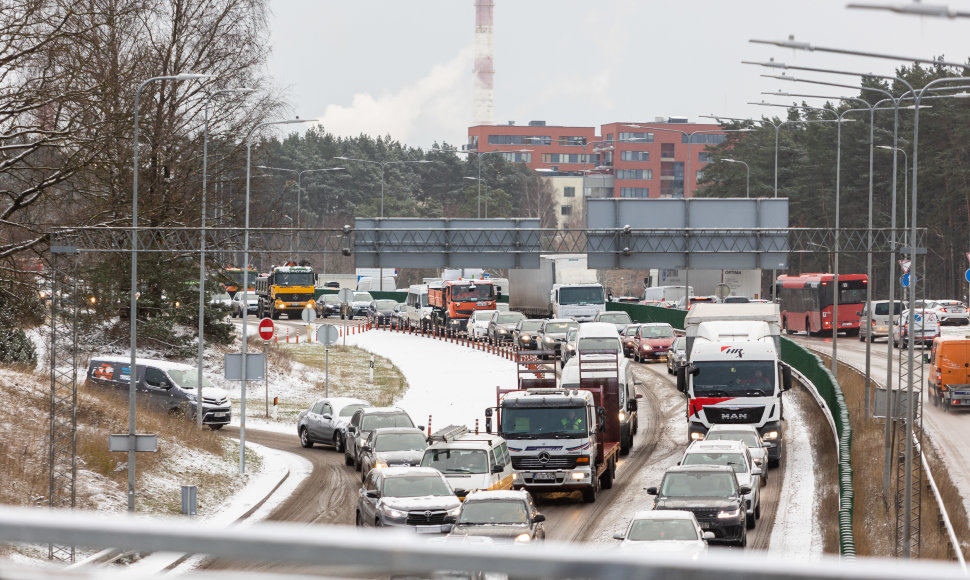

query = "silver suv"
(344, 407), (418, 470)
(356, 467), (460, 532)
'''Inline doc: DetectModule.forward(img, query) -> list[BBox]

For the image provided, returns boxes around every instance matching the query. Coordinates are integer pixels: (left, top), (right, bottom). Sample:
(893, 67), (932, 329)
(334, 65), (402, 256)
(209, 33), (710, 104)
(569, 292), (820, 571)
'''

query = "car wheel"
(361, 466), (368, 483)
(354, 451), (362, 471)
(209, 424), (223, 431)
(344, 448), (354, 466)
(600, 459), (615, 489)
(738, 527), (747, 548)
(355, 511), (363, 527)
(334, 433), (344, 453)
(299, 427), (313, 449)
(581, 476), (598, 503)
(755, 500), (762, 520)
(746, 510), (755, 530)
(375, 518), (383, 527)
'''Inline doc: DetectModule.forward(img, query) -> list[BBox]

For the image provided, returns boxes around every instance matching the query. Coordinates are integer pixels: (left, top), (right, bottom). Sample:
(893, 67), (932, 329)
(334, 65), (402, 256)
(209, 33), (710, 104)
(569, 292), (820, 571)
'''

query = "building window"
(563, 186), (576, 198)
(616, 169), (653, 180)
(661, 181), (684, 197)
(558, 136), (587, 146)
(620, 188), (650, 198)
(698, 151), (713, 163)
(487, 135), (551, 146)
(620, 150), (650, 162)
(541, 153), (588, 164)
(468, 136), (479, 149)
(561, 205), (572, 216)
(500, 152), (531, 163)
(683, 133), (727, 145)
(660, 162), (684, 179)
(661, 143), (675, 158)
(619, 132), (655, 143)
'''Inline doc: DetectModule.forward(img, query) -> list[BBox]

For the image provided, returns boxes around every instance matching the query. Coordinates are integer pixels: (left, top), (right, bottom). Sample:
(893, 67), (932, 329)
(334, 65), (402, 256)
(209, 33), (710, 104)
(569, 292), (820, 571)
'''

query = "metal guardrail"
(0, 506), (966, 580)
(918, 436), (968, 573)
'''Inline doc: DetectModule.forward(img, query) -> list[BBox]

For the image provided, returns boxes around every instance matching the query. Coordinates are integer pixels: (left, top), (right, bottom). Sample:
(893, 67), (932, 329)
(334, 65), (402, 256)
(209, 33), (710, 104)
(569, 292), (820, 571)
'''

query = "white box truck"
(677, 303), (792, 466)
(509, 254), (605, 321)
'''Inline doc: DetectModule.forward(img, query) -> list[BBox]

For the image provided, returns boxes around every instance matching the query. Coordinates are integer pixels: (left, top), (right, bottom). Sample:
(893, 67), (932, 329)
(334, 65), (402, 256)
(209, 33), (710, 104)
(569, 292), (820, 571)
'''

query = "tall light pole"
(130, 72), (210, 512)
(463, 176), (490, 217)
(256, 166), (344, 261)
(197, 87), (251, 431)
(241, 118), (313, 474)
(719, 158), (750, 197)
(333, 157), (431, 219)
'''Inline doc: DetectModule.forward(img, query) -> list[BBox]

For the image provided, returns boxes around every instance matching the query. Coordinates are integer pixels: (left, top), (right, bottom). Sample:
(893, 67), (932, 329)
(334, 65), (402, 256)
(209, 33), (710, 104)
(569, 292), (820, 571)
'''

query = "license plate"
(214, 412), (227, 417)
(534, 472), (555, 481)
(699, 523), (712, 530)
(955, 391), (970, 396)
(415, 525), (440, 534)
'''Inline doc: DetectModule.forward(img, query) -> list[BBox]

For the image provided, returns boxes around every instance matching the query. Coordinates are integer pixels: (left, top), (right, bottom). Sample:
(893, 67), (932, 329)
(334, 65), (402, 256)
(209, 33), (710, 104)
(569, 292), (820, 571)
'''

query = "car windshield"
(500, 407), (587, 438)
(354, 292), (374, 302)
(692, 361), (775, 397)
(235, 293), (256, 302)
(457, 500), (528, 525)
(375, 432), (428, 452)
(558, 286), (605, 306)
(627, 519), (699, 542)
(671, 337), (685, 351)
(543, 322), (576, 333)
(706, 432), (761, 448)
(166, 369), (214, 390)
(324, 295), (340, 304)
(361, 413), (414, 431)
(577, 337), (621, 352)
(375, 300), (397, 310)
(274, 272), (314, 286)
(519, 321), (544, 332)
(681, 452), (748, 474)
(421, 449), (490, 474)
(498, 313), (525, 324)
(382, 475), (452, 498)
(599, 313), (631, 324)
(640, 325), (674, 339)
(339, 403), (368, 417)
(660, 472), (737, 497)
(452, 284), (495, 302)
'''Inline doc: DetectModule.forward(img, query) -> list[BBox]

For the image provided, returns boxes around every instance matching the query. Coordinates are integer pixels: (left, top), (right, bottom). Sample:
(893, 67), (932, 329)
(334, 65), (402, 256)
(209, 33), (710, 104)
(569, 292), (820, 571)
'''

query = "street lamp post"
(719, 158), (750, 197)
(197, 87), (251, 431)
(434, 148), (529, 218)
(130, 72), (210, 512)
(241, 119), (313, 475)
(256, 166), (345, 261)
(463, 176), (490, 217)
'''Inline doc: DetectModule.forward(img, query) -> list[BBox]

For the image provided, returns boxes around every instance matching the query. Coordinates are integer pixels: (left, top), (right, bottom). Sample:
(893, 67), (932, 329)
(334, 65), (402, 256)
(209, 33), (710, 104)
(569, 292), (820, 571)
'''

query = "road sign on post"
(257, 318), (275, 341)
(338, 288), (354, 303)
(301, 306), (316, 323)
(902, 273), (915, 288)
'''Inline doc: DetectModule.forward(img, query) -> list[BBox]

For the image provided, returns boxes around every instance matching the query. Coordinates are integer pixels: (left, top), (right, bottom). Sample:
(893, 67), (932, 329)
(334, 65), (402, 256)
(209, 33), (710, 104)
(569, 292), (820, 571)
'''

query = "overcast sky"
(267, 1), (970, 149)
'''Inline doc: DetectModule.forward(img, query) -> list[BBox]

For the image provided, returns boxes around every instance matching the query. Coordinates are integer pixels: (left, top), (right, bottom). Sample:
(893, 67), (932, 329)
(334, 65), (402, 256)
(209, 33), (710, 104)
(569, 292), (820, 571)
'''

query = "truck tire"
(582, 476), (598, 503)
(600, 459), (615, 490)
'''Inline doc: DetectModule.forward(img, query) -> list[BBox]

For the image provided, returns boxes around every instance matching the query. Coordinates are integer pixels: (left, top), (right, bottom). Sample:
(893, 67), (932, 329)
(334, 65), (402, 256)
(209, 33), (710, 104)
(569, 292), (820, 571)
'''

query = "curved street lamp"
(719, 158), (750, 198)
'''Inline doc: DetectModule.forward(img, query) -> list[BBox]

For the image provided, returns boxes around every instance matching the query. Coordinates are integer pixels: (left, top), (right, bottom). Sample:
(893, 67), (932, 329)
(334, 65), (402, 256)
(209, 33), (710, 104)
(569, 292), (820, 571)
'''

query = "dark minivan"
(86, 356), (231, 429)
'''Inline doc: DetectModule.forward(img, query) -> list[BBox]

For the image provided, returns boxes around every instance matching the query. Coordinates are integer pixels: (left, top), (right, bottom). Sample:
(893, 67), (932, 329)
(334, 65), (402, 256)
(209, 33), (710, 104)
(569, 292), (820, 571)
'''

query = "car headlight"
(566, 345), (575, 352)
(642, 345), (652, 350)
(690, 432), (705, 441)
(762, 430), (779, 440)
(374, 461), (388, 469)
(514, 533), (532, 543)
(717, 508), (741, 519)
(618, 411), (626, 422)
(446, 506), (462, 517)
(185, 393), (198, 402)
(543, 336), (555, 343)
(522, 335), (532, 341)
(380, 505), (408, 519)
(498, 329), (507, 334)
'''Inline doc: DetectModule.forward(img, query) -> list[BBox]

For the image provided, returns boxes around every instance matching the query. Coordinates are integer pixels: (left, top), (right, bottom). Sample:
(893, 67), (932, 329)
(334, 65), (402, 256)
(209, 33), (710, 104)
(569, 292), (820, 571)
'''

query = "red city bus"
(775, 273), (868, 336)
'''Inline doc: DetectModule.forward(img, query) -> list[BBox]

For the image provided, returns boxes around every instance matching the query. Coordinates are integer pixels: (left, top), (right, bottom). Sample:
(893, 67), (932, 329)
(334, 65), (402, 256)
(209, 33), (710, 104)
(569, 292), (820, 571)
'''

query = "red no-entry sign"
(257, 318), (275, 341)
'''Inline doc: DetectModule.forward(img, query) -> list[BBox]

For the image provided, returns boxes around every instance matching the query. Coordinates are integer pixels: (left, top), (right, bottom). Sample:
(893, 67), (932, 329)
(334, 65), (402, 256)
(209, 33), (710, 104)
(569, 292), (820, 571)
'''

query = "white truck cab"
(551, 283), (606, 322)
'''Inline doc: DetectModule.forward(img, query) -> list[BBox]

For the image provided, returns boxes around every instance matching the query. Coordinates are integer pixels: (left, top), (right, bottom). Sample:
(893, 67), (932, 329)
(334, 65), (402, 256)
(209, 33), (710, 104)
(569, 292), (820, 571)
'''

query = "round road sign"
(714, 283), (731, 300)
(901, 273), (915, 288)
(257, 318), (275, 341)
(301, 306), (317, 323)
(964, 269), (970, 283)
(316, 324), (339, 345)
(338, 288), (354, 303)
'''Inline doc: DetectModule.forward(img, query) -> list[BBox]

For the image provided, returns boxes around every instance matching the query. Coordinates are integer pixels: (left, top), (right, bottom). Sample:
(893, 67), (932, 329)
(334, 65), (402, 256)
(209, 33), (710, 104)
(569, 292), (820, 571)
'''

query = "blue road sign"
(965, 269), (970, 283)
(901, 273), (916, 287)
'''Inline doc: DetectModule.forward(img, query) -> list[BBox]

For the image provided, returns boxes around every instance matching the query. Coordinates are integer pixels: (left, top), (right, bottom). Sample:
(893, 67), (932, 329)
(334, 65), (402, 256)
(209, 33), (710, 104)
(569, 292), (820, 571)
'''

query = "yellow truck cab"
(926, 336), (970, 411)
(421, 425), (513, 500)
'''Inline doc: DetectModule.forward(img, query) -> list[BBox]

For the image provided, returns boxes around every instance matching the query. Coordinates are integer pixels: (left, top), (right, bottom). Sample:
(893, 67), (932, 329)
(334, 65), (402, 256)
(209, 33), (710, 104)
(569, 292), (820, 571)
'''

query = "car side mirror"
(676, 368), (687, 393)
(612, 532), (625, 540)
(702, 531), (715, 541)
(322, 414), (332, 420)
(751, 466), (762, 477)
(361, 445), (371, 452)
(491, 464), (503, 474)
(646, 487), (658, 495)
(597, 406), (606, 432)
(443, 515), (457, 525)
(533, 513), (546, 523)
(365, 490), (379, 499)
(781, 364), (792, 391)
(485, 417), (492, 434)
(417, 425), (425, 432)
(738, 485), (752, 495)
(347, 426), (356, 433)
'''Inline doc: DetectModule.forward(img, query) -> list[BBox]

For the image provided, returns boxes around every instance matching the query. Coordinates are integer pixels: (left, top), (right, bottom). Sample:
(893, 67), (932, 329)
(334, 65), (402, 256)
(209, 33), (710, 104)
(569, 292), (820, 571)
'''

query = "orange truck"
(926, 336), (970, 411)
(427, 279), (496, 332)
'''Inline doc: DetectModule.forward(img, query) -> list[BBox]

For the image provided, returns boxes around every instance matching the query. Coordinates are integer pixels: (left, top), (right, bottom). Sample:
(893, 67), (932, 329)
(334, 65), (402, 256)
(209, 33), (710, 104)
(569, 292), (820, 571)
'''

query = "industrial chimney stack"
(473, 0), (494, 126)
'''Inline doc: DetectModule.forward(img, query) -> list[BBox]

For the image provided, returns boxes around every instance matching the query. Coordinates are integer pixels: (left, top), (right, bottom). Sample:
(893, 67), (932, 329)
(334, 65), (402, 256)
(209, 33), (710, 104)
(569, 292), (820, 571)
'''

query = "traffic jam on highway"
(249, 257), (801, 553)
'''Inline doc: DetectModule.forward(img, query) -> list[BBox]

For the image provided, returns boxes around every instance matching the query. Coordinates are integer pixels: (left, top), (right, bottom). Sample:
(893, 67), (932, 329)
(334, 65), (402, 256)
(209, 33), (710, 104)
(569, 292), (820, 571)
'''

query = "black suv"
(647, 464), (750, 547)
(344, 407), (418, 470)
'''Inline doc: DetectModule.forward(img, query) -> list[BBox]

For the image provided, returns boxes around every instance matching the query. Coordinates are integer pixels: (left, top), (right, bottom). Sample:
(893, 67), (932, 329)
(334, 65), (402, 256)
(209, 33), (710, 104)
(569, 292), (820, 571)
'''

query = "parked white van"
(421, 425), (514, 500)
(405, 284), (432, 330)
(560, 355), (640, 454)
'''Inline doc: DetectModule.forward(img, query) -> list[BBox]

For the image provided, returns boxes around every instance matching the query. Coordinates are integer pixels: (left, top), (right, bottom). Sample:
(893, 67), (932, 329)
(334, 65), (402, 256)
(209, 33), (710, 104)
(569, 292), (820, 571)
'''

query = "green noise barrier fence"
(608, 301), (856, 557)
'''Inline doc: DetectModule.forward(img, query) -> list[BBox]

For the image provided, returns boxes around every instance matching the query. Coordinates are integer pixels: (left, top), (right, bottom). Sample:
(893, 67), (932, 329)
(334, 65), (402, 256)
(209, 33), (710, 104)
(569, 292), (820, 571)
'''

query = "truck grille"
(705, 406), (766, 424)
(277, 293), (311, 302)
(512, 456), (578, 470)
(406, 510), (448, 525)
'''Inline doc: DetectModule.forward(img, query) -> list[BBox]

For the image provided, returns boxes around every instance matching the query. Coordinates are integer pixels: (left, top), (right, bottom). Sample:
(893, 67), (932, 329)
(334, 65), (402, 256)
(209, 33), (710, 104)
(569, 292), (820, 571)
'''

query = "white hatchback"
(467, 309), (496, 340)
(892, 309), (940, 348)
(613, 510), (712, 556)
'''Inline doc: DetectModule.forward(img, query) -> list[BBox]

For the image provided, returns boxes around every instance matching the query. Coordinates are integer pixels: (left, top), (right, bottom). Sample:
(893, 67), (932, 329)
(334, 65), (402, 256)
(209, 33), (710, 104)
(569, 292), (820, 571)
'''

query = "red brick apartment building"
(467, 118), (726, 200)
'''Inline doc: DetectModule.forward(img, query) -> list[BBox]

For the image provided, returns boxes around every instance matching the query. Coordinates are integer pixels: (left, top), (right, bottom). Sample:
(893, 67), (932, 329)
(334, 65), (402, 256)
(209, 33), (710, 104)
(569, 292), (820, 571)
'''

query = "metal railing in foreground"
(0, 507), (965, 580)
